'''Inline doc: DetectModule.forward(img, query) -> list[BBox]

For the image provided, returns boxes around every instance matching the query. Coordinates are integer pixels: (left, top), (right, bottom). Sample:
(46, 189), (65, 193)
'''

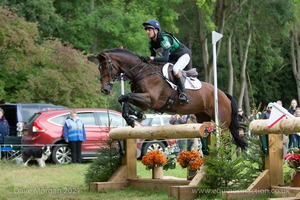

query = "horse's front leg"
(118, 93), (151, 126)
(121, 102), (136, 128)
(118, 93), (152, 110)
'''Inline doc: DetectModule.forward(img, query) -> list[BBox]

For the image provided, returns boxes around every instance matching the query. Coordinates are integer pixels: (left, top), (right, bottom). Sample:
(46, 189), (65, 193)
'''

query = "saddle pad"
(162, 64), (202, 90)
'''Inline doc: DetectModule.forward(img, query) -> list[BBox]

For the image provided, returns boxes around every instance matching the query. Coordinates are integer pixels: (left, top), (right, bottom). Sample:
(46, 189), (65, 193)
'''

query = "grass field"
(0, 158), (280, 200)
(0, 159), (190, 200)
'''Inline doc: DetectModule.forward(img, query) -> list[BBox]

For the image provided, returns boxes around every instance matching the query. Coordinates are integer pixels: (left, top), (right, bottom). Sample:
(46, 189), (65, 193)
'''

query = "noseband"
(99, 53), (119, 85)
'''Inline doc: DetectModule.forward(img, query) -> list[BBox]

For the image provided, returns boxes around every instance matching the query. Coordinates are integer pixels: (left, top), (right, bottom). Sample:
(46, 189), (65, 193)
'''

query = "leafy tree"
(0, 0), (62, 39)
(0, 7), (106, 107)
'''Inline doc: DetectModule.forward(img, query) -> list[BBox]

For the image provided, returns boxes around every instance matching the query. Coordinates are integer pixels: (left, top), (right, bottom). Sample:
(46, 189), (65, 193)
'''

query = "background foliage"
(1, 0), (300, 113)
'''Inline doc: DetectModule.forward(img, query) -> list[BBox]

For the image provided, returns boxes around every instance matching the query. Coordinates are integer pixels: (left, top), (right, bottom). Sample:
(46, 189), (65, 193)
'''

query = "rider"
(141, 19), (191, 103)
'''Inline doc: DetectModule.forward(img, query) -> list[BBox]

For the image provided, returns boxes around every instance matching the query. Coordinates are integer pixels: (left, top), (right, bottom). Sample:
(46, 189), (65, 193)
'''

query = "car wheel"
(52, 144), (72, 164)
(142, 141), (166, 156)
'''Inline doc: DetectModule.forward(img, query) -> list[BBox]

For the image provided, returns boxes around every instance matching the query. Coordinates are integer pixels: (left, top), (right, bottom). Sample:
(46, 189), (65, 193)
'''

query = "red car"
(21, 108), (175, 164)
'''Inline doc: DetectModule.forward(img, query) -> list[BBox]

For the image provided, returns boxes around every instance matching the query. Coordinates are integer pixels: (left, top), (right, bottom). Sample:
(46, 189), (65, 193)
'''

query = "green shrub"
(199, 132), (264, 198)
(85, 140), (122, 184)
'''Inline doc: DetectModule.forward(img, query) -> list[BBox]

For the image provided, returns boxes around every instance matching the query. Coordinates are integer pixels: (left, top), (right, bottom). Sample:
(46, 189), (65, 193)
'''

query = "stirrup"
(179, 93), (189, 103)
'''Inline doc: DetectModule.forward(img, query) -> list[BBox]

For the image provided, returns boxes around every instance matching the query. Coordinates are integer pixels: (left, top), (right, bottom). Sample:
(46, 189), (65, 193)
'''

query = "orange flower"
(177, 150), (204, 170)
(141, 150), (167, 169)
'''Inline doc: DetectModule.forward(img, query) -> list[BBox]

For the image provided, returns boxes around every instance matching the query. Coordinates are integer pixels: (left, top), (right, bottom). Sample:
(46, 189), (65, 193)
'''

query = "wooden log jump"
(250, 118), (300, 135)
(109, 123), (211, 140)
(90, 122), (214, 200)
(224, 117), (300, 200)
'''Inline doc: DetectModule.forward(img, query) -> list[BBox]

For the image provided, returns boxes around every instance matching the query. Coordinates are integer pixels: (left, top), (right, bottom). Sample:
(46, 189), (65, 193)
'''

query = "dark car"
(0, 103), (67, 137)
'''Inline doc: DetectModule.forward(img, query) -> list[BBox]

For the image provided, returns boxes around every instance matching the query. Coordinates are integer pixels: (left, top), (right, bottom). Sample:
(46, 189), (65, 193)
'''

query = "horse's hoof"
(137, 111), (146, 120)
(118, 94), (128, 103)
(127, 118), (135, 128)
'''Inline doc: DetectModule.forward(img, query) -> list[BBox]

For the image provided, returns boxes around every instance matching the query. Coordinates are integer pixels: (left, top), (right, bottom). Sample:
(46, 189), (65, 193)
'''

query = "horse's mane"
(103, 48), (139, 58)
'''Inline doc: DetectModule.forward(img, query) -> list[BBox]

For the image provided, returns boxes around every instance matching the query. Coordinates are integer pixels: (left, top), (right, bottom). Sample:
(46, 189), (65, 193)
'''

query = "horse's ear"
(96, 53), (106, 61)
(87, 55), (99, 63)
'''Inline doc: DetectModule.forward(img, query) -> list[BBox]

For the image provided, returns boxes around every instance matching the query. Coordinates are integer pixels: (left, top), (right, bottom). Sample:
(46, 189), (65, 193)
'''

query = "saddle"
(162, 63), (202, 90)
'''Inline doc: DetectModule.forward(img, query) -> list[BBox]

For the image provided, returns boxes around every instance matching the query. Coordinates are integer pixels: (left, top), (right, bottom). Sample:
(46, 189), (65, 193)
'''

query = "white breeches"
(172, 54), (191, 75)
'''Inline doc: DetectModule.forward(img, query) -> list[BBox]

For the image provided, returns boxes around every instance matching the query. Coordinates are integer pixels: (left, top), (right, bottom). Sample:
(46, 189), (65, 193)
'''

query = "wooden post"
(265, 134), (284, 186)
(125, 139), (137, 179)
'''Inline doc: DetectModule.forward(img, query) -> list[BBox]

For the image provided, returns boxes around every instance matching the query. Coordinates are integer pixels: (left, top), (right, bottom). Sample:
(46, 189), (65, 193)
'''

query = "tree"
(290, 2), (300, 103)
(1, 0), (62, 39)
(0, 7), (106, 107)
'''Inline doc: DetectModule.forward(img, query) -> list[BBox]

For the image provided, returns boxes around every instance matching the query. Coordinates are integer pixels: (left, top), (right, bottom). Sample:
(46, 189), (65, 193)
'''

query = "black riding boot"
(176, 76), (188, 103)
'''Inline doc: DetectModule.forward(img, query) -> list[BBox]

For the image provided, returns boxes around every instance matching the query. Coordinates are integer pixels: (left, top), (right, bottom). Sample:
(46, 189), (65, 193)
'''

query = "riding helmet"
(142, 19), (160, 31)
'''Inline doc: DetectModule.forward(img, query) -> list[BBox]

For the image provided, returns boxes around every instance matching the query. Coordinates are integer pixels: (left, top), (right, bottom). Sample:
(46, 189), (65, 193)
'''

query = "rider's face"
(145, 28), (157, 40)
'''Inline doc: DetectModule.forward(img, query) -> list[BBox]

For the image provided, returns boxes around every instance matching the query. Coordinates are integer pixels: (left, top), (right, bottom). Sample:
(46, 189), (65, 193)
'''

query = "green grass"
(0, 159), (282, 200)
(0, 159), (188, 200)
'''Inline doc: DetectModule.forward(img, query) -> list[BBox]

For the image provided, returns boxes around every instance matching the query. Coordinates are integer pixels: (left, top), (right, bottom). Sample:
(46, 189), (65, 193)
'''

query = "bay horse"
(96, 48), (247, 150)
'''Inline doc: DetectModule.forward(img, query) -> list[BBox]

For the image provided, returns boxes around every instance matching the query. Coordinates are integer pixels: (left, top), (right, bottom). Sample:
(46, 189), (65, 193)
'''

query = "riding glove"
(140, 56), (150, 62)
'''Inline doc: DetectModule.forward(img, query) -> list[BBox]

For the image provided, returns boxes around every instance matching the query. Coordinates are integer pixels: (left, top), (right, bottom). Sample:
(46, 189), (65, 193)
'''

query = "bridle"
(98, 53), (120, 86)
(99, 51), (164, 86)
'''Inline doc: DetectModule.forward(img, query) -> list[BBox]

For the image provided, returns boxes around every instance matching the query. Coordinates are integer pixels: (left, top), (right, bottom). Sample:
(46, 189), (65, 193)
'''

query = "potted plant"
(284, 147), (300, 187)
(177, 150), (204, 180)
(141, 149), (167, 179)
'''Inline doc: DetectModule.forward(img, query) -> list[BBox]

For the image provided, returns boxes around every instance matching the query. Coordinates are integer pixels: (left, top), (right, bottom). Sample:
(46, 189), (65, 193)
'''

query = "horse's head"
(97, 49), (153, 94)
(97, 52), (121, 95)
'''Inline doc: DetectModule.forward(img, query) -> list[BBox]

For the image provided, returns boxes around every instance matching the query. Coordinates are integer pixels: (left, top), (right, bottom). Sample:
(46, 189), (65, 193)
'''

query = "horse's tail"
(225, 93), (248, 150)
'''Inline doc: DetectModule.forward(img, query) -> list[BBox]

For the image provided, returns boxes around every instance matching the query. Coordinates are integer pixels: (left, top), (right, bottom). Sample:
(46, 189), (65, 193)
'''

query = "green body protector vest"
(160, 32), (180, 53)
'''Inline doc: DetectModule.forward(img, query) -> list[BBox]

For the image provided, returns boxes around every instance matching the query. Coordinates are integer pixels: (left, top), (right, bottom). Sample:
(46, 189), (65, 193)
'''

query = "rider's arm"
(151, 48), (169, 62)
(150, 35), (171, 62)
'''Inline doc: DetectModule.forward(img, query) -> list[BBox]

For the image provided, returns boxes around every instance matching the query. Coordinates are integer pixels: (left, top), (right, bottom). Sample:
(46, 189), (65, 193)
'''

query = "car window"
(151, 118), (161, 126)
(27, 113), (41, 125)
(162, 116), (171, 125)
(50, 114), (69, 125)
(99, 112), (125, 127)
(21, 106), (40, 122)
(141, 118), (151, 126)
(77, 112), (96, 126)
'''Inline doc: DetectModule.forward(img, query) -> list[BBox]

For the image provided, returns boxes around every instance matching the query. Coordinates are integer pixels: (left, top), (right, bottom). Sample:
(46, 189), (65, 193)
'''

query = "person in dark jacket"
(169, 114), (187, 152)
(288, 99), (298, 148)
(0, 108), (10, 145)
(237, 108), (248, 137)
(63, 110), (86, 163)
(141, 19), (191, 103)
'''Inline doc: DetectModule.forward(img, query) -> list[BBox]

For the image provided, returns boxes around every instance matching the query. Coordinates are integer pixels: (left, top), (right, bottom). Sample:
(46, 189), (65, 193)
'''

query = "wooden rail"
(109, 123), (214, 140)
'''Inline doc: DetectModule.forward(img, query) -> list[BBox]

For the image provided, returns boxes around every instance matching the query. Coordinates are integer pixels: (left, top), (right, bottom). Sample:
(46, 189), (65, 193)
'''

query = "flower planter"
(187, 166), (197, 180)
(152, 166), (163, 179)
(290, 171), (300, 187)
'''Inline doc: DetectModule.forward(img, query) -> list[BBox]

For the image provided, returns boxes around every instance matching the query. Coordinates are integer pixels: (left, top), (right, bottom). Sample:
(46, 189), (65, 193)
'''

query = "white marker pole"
(120, 73), (125, 126)
(212, 31), (223, 137)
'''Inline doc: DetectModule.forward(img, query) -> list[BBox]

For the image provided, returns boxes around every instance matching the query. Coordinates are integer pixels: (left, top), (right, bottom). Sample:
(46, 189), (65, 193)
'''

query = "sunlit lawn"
(0, 158), (289, 200)
(0, 159), (188, 200)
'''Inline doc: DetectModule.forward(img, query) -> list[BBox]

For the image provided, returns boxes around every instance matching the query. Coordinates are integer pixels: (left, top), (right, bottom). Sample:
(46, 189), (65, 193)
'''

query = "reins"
(105, 51), (165, 83)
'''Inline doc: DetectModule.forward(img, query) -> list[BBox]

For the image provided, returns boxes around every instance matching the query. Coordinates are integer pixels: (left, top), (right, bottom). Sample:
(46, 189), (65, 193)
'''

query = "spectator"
(260, 102), (273, 154)
(237, 108), (248, 138)
(237, 109), (248, 156)
(288, 99), (298, 148)
(185, 114), (200, 151)
(63, 110), (86, 163)
(0, 108), (9, 145)
(169, 114), (187, 152)
(276, 100), (283, 106)
(276, 99), (288, 155)
(0, 108), (9, 159)
(294, 107), (300, 147)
